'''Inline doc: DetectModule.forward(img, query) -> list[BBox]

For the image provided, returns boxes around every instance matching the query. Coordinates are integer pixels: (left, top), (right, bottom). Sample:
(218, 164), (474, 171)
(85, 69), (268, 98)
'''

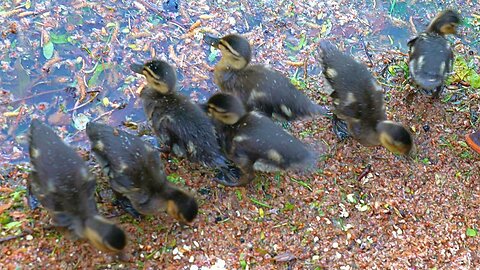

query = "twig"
(357, 164), (372, 181)
(0, 232), (26, 243)
(66, 92), (98, 113)
(360, 38), (374, 67)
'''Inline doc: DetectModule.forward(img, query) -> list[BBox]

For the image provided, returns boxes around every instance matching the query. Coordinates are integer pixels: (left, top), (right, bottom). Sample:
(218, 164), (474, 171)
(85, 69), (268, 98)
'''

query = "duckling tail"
(318, 40), (340, 59)
(412, 72), (443, 90)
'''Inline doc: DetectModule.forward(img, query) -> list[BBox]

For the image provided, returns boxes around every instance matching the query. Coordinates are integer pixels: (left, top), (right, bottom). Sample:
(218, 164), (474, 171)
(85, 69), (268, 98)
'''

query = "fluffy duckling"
(319, 41), (414, 155)
(206, 93), (317, 186)
(28, 119), (127, 253)
(130, 59), (238, 186)
(204, 33), (329, 121)
(86, 122), (198, 223)
(407, 10), (461, 98)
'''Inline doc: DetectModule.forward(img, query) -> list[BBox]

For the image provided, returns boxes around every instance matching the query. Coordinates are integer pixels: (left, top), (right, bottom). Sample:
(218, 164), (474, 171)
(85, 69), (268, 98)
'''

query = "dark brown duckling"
(319, 41), (414, 155)
(408, 10), (461, 98)
(86, 122), (198, 223)
(203, 33), (329, 121)
(28, 119), (127, 253)
(206, 93), (317, 186)
(130, 59), (238, 186)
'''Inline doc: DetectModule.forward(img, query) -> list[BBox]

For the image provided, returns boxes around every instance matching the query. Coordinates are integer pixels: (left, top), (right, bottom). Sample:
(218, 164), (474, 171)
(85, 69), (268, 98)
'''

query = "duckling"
(130, 59), (238, 186)
(86, 122), (198, 223)
(407, 10), (461, 98)
(28, 119), (127, 253)
(206, 93), (317, 186)
(319, 41), (414, 155)
(203, 33), (329, 121)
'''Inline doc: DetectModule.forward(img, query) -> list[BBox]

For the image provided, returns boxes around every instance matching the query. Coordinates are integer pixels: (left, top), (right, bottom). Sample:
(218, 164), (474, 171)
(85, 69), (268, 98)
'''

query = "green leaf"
(13, 58), (30, 98)
(283, 202), (295, 211)
(285, 33), (307, 51)
(249, 197), (271, 208)
(208, 48), (218, 62)
(466, 228), (477, 237)
(167, 173), (185, 185)
(42, 41), (54, 59)
(50, 33), (70, 44)
(88, 63), (112, 87)
(4, 221), (22, 230)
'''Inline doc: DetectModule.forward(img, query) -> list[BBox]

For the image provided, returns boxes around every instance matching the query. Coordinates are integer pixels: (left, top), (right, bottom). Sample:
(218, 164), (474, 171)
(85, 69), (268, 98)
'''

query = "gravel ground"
(0, 0), (479, 269)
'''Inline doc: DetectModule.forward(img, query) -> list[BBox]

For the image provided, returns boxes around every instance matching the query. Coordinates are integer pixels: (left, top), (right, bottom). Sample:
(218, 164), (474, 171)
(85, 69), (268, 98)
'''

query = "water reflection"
(0, 0), (477, 164)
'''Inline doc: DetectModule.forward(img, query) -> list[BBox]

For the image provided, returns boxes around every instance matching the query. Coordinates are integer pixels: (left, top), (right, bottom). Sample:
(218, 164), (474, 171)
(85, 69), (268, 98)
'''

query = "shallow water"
(0, 0), (478, 165)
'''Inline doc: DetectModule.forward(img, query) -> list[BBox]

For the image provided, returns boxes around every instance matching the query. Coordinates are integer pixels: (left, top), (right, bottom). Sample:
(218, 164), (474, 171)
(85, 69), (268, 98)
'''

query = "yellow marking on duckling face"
(326, 68), (337, 79)
(30, 148), (40, 159)
(267, 149), (283, 163)
(233, 135), (249, 142)
(280, 105), (292, 117)
(217, 43), (248, 70)
(166, 200), (187, 223)
(440, 23), (457, 35)
(94, 140), (104, 152)
(84, 216), (125, 253)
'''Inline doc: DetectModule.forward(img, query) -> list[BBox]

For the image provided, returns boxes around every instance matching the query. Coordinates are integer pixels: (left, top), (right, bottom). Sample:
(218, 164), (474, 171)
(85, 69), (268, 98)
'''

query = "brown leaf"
(273, 251), (296, 262)
(0, 202), (13, 214)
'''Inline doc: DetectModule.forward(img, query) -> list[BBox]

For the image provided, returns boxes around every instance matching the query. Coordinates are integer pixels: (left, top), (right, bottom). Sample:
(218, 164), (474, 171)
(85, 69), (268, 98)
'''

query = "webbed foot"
(114, 197), (142, 220)
(332, 116), (350, 141)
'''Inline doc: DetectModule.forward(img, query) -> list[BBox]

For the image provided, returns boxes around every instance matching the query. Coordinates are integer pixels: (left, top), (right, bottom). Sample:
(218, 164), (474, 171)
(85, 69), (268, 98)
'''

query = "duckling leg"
(332, 115), (350, 141)
(27, 186), (41, 210)
(431, 86), (443, 99)
(214, 165), (242, 186)
(113, 193), (142, 220)
(237, 165), (256, 186)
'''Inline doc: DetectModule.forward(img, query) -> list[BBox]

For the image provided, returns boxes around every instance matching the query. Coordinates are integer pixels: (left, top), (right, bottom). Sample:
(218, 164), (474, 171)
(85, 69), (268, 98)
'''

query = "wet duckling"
(407, 10), (461, 98)
(130, 59), (238, 186)
(28, 119), (127, 253)
(86, 122), (198, 223)
(319, 41), (414, 155)
(206, 93), (317, 186)
(204, 33), (329, 121)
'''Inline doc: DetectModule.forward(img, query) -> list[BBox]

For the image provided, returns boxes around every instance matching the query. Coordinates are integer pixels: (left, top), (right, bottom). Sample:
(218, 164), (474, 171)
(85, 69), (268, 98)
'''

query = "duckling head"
(84, 215), (127, 253)
(165, 189), (198, 223)
(130, 60), (177, 94)
(376, 121), (414, 156)
(204, 33), (251, 70)
(427, 10), (461, 35)
(207, 93), (246, 125)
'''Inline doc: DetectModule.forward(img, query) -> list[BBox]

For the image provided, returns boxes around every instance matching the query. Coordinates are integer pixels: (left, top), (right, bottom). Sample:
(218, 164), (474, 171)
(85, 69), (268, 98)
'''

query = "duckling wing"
(154, 98), (226, 166)
(230, 66), (322, 120)
(408, 33), (453, 90)
(232, 113), (315, 170)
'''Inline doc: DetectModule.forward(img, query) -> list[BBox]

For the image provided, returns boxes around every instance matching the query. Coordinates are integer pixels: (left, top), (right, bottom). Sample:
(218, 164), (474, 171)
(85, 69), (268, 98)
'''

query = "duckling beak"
(130, 63), (144, 74)
(203, 34), (221, 48)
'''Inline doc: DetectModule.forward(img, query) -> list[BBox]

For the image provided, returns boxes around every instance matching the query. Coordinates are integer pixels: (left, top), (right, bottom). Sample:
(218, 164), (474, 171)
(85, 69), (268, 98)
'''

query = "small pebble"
(26, 235), (33, 241)
(423, 124), (430, 132)
(190, 266), (198, 270)
(189, 256), (195, 263)
(332, 242), (339, 248)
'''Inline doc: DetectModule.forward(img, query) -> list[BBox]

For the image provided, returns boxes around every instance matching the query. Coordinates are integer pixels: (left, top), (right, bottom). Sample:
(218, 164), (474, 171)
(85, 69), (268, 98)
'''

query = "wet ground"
(1, 0), (479, 269)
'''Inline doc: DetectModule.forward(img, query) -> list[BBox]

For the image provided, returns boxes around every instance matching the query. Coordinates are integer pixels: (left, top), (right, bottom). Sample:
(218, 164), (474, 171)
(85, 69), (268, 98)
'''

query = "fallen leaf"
(0, 202), (13, 214)
(273, 251), (296, 262)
